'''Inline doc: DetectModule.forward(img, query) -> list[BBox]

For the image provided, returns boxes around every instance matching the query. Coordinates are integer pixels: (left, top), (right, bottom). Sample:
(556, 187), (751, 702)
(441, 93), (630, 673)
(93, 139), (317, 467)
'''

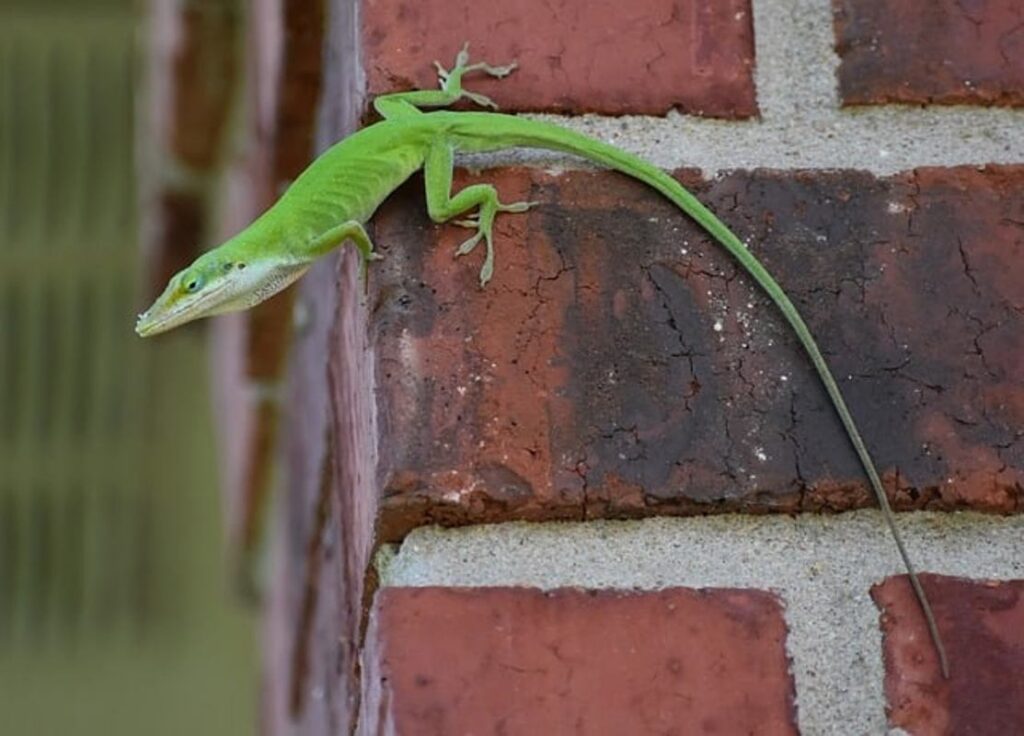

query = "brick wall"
(145, 0), (1024, 732)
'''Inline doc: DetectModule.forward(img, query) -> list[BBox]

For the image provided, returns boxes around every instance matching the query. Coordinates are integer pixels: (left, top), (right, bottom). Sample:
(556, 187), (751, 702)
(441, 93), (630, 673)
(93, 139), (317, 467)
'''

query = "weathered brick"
(143, 0), (242, 297)
(362, 0), (757, 117)
(192, 1), (331, 729)
(363, 165), (1023, 540)
(167, 1), (242, 169)
(260, 0), (362, 732)
(261, 259), (360, 736)
(145, 189), (204, 302)
(272, 0), (325, 184)
(834, 0), (1024, 107)
(360, 587), (796, 734)
(872, 575), (1024, 733)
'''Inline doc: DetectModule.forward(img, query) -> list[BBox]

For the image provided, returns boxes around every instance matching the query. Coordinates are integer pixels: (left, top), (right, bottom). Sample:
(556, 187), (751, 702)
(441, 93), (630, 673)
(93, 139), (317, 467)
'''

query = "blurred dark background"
(0, 1), (257, 732)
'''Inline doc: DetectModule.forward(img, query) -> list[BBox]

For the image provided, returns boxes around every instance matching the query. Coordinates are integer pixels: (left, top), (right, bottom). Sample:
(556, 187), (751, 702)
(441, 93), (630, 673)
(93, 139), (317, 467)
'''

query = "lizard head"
(135, 247), (310, 337)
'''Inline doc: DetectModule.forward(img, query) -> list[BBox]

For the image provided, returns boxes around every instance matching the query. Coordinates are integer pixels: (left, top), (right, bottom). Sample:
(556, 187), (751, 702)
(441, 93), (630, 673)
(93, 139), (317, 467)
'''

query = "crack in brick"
(367, 166), (1023, 542)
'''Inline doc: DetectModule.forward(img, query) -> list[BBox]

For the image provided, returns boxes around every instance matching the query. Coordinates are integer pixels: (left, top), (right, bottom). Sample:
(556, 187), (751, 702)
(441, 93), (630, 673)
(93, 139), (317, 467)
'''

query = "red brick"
(834, 0), (1024, 107)
(144, 189), (205, 302)
(167, 1), (242, 168)
(261, 256), (361, 736)
(362, 0), (757, 118)
(244, 0), (326, 383)
(191, 1), (331, 730)
(363, 165), (1023, 540)
(142, 0), (242, 298)
(272, 0), (326, 182)
(872, 575), (1024, 733)
(361, 587), (796, 734)
(258, 0), (370, 731)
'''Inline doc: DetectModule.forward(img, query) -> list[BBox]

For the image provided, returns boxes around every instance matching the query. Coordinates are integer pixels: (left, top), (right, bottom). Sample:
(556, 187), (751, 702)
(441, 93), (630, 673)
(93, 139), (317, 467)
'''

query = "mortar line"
(461, 0), (1024, 176)
(751, 0), (841, 119)
(379, 511), (1024, 734)
(367, 1), (1022, 732)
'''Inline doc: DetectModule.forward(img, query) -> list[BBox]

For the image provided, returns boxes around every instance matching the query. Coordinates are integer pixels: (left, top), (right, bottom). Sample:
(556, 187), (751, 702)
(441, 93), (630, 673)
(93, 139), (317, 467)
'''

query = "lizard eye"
(184, 276), (203, 293)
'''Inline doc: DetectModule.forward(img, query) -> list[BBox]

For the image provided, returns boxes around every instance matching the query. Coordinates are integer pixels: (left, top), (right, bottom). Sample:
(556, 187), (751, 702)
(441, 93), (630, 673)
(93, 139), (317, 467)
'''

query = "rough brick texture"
(261, 1), (367, 733)
(835, 0), (1024, 107)
(148, 190), (205, 300)
(143, 0), (241, 298)
(166, 1), (241, 169)
(361, 587), (796, 734)
(364, 165), (1023, 541)
(198, 4), (329, 730)
(362, 0), (757, 117)
(873, 575), (1024, 733)
(210, 0), (322, 590)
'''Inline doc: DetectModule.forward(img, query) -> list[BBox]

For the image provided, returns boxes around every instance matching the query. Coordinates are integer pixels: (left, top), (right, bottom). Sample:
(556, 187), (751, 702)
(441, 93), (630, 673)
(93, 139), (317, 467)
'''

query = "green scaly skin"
(137, 44), (949, 677)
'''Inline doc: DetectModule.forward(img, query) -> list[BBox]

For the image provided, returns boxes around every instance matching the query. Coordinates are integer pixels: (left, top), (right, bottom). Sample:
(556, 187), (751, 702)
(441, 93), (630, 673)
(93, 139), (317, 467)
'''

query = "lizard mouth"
(135, 281), (230, 337)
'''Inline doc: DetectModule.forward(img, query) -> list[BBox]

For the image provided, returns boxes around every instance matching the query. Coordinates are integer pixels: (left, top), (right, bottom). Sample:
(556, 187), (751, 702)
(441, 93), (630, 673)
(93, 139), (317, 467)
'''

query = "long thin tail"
(483, 114), (950, 677)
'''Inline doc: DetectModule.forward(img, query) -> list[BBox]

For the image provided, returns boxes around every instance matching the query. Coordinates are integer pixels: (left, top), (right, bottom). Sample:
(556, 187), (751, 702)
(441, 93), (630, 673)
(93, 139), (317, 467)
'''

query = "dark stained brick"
(190, 1), (334, 732)
(362, 0), (757, 118)
(144, 189), (204, 302)
(143, 0), (242, 302)
(260, 1), (365, 732)
(834, 0), (1024, 107)
(168, 1), (242, 168)
(872, 575), (1024, 733)
(364, 165), (1023, 540)
(272, 0), (326, 182)
(360, 587), (797, 735)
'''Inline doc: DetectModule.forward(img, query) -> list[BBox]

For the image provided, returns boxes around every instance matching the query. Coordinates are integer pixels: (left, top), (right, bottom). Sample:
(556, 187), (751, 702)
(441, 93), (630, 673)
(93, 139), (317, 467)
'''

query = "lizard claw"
(499, 200), (538, 214)
(465, 61), (518, 78)
(455, 232), (483, 256)
(454, 42), (471, 69)
(433, 60), (450, 83)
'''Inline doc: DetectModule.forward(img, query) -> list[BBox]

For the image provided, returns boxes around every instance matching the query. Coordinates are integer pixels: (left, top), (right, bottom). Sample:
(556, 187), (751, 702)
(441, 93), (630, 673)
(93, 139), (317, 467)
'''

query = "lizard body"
(137, 45), (948, 676)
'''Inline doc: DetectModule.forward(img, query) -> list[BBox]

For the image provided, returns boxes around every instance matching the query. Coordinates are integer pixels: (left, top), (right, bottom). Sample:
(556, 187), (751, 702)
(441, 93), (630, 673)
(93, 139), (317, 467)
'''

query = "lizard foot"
(452, 200), (538, 285)
(452, 200), (537, 230)
(433, 42), (518, 110)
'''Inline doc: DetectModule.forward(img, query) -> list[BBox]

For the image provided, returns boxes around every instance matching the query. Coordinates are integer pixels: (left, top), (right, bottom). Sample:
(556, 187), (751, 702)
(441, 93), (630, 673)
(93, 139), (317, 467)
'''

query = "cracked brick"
(361, 0), (757, 118)
(834, 0), (1024, 107)
(361, 166), (1024, 541)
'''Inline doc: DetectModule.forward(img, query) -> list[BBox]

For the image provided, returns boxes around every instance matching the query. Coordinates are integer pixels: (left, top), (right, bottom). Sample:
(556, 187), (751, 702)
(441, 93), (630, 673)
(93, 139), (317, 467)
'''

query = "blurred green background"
(0, 2), (257, 733)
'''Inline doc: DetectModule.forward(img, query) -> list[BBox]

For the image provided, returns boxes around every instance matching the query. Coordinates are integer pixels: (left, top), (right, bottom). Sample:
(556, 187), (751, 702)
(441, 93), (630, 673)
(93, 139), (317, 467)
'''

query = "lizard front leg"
(423, 141), (534, 285)
(373, 42), (517, 119)
(307, 220), (382, 280)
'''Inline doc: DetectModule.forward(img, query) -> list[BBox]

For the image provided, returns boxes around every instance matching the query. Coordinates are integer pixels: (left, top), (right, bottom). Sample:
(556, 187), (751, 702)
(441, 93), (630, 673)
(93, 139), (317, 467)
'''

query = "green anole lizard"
(137, 44), (949, 677)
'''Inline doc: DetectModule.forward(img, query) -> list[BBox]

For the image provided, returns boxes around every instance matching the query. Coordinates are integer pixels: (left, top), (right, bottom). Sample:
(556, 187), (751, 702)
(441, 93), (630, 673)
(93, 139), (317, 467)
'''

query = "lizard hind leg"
(441, 185), (537, 285)
(424, 142), (535, 285)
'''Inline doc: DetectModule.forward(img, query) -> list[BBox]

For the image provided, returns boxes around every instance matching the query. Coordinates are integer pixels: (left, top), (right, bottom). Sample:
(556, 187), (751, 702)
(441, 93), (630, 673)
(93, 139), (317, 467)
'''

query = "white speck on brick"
(887, 201), (909, 214)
